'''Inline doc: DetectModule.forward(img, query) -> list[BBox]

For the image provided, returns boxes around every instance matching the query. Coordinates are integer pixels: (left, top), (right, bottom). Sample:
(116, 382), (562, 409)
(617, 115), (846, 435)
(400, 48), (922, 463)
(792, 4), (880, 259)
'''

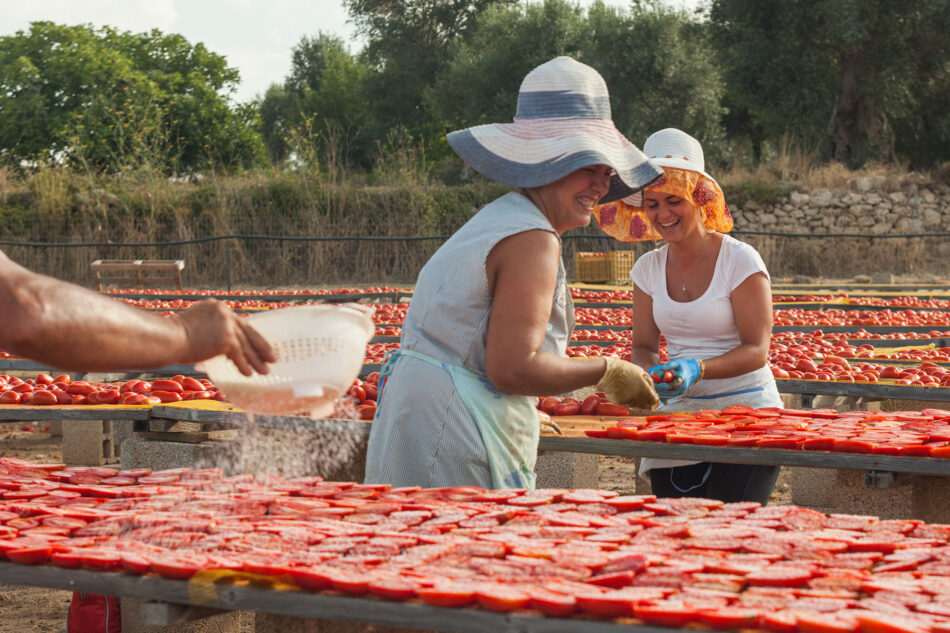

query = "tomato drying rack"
(0, 561), (724, 633)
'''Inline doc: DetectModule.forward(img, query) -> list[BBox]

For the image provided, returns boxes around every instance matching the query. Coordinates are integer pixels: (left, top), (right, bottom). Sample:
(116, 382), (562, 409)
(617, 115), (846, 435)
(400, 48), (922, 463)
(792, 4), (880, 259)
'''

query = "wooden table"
(0, 563), (679, 633)
(538, 416), (950, 476)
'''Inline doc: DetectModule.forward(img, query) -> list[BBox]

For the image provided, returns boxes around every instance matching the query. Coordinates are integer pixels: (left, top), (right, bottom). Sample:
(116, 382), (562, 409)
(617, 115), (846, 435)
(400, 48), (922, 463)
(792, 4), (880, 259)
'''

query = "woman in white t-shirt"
(593, 128), (782, 504)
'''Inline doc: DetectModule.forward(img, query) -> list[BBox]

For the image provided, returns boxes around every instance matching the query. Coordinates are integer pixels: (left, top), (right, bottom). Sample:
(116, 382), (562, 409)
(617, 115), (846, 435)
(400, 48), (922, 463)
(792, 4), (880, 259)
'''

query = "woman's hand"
(596, 358), (660, 410)
(649, 359), (703, 399)
(537, 410), (563, 435)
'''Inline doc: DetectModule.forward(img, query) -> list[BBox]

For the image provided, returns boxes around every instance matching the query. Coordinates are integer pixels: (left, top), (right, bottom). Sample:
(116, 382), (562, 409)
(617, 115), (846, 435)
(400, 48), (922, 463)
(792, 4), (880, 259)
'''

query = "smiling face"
(643, 189), (703, 242)
(532, 164), (613, 234)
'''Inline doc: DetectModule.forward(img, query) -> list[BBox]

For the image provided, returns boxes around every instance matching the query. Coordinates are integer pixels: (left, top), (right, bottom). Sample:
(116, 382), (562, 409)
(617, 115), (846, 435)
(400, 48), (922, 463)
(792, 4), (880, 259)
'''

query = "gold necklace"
(674, 237), (710, 295)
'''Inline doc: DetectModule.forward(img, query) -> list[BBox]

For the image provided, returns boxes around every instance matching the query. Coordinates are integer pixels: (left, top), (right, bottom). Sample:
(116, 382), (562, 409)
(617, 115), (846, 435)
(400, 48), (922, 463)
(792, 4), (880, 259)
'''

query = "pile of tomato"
(773, 295), (950, 310)
(774, 330), (950, 342)
(344, 373), (379, 420)
(574, 308), (633, 327)
(364, 343), (400, 364)
(565, 343), (630, 360)
(773, 309), (950, 328)
(0, 374), (223, 406)
(537, 393), (631, 417)
(769, 343), (950, 386)
(3, 458), (950, 631)
(588, 406), (950, 457)
(570, 289), (634, 303)
(770, 338), (950, 363)
(104, 287), (411, 297)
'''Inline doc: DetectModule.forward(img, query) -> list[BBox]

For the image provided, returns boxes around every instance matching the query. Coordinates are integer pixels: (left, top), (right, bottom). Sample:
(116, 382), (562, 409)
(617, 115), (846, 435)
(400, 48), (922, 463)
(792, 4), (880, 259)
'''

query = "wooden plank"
(0, 562), (653, 633)
(776, 379), (950, 401)
(101, 291), (412, 303)
(537, 435), (950, 475)
(148, 407), (373, 436)
(361, 363), (382, 376)
(770, 282), (950, 287)
(0, 407), (150, 421)
(138, 431), (213, 444)
(0, 359), (200, 375)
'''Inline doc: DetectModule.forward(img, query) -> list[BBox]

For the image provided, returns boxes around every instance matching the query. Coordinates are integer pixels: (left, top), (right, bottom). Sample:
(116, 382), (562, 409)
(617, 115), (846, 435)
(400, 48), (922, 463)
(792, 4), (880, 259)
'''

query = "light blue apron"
(378, 348), (538, 489)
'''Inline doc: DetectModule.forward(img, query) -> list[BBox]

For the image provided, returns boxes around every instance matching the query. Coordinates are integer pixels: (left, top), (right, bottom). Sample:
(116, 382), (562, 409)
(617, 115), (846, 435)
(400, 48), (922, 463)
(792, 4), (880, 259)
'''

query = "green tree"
(0, 22), (264, 174)
(260, 33), (374, 168)
(427, 1), (726, 164)
(345, 0), (516, 152)
(259, 83), (292, 162)
(584, 1), (726, 164)
(425, 0), (587, 130)
(708, 0), (950, 167)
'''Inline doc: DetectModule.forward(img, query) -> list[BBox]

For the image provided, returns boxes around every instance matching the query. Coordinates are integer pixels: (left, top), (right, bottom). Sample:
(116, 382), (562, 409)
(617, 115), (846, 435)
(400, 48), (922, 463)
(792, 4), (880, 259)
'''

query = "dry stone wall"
(729, 175), (950, 240)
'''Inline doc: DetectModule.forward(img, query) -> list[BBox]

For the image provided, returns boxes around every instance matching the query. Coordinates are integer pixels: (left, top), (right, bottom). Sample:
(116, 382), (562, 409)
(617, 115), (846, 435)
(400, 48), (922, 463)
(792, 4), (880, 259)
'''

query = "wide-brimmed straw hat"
(446, 56), (662, 204)
(593, 128), (733, 242)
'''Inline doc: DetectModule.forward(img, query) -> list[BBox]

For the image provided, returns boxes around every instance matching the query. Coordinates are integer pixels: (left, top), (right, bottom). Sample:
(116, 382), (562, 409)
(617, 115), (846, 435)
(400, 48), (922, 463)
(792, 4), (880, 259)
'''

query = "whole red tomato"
(553, 401), (580, 416)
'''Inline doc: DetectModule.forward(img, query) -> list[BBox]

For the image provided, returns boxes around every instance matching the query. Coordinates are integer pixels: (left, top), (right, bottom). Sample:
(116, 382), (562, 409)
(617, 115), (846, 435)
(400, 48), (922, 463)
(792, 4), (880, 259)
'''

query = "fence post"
(226, 239), (232, 291)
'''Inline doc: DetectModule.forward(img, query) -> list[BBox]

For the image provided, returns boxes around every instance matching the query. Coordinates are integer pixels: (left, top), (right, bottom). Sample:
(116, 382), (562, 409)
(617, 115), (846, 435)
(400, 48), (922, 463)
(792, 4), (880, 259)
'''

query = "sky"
(0, 0), (703, 104)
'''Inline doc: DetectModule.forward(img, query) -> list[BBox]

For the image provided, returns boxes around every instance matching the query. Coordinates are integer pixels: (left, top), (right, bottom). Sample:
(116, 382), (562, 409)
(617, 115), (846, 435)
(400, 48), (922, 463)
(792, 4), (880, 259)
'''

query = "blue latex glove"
(649, 359), (703, 399)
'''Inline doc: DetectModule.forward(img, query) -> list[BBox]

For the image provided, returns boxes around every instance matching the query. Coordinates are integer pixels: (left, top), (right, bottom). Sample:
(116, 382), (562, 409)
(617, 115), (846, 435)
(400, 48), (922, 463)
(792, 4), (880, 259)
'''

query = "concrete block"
(830, 469), (913, 520)
(48, 420), (63, 437)
(63, 419), (116, 466)
(120, 598), (246, 633)
(112, 419), (134, 456)
(536, 451), (599, 489)
(121, 437), (243, 474)
(790, 467), (837, 509)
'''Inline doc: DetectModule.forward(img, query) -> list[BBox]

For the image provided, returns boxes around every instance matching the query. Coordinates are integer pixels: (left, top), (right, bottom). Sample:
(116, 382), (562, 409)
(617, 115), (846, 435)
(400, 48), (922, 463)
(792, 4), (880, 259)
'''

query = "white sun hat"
(621, 128), (720, 207)
(644, 128), (716, 179)
(446, 56), (662, 204)
(594, 128), (733, 242)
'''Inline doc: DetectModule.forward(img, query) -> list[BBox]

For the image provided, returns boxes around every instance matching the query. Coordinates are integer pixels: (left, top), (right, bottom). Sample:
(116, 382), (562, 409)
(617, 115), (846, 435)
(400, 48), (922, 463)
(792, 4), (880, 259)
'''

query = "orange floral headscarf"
(593, 167), (733, 242)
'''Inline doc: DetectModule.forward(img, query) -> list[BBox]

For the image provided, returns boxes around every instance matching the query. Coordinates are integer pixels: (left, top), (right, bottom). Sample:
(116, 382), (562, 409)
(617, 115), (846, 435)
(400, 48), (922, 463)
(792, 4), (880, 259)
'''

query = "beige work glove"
(537, 409), (563, 435)
(596, 357), (660, 411)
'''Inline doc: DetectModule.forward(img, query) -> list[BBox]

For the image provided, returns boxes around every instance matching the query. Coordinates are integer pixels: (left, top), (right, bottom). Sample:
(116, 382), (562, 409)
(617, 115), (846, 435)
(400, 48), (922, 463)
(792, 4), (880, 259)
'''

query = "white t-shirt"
(631, 234), (782, 474)
(631, 234), (770, 363)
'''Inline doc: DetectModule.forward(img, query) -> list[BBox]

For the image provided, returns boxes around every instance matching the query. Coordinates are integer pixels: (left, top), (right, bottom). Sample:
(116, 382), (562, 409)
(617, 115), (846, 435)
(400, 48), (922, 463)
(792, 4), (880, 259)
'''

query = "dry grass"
(0, 143), (947, 288)
(718, 137), (937, 192)
(745, 235), (949, 279)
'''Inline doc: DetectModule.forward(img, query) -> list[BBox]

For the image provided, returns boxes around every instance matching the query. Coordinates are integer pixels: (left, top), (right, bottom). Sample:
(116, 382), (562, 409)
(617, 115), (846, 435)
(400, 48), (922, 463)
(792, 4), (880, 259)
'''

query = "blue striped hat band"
(516, 91), (612, 120)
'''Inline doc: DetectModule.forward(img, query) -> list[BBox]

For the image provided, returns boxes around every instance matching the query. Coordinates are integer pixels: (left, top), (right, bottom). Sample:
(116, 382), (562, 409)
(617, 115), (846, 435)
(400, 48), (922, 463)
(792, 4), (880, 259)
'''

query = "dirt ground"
(0, 423), (70, 633)
(0, 424), (794, 633)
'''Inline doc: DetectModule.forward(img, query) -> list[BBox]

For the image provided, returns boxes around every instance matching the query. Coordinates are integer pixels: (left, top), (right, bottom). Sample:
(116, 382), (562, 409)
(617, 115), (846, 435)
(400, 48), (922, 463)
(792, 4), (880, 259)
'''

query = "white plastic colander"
(196, 303), (375, 416)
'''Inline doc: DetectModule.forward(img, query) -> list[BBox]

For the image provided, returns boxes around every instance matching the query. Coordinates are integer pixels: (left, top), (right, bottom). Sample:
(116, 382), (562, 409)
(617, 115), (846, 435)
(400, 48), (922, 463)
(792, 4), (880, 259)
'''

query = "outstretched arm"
(0, 251), (275, 373)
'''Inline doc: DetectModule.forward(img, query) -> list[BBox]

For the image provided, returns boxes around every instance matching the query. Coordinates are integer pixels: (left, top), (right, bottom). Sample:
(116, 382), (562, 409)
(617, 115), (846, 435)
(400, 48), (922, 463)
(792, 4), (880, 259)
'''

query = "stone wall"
(729, 175), (950, 239)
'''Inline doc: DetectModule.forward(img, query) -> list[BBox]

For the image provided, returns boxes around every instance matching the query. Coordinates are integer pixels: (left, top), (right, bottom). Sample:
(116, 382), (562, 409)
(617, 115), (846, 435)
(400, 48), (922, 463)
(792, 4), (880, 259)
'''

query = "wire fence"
(2, 230), (948, 289)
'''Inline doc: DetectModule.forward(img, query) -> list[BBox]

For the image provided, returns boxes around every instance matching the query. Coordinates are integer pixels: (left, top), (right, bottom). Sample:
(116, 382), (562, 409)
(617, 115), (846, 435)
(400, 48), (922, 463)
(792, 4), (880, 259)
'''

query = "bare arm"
(702, 272), (772, 379)
(630, 283), (661, 371)
(0, 251), (275, 374)
(483, 230), (606, 395)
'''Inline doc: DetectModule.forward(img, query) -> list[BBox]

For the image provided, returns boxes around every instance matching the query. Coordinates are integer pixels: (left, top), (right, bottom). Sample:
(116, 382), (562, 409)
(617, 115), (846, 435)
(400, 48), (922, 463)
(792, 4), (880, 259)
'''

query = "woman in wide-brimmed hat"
(594, 128), (782, 503)
(365, 56), (661, 490)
